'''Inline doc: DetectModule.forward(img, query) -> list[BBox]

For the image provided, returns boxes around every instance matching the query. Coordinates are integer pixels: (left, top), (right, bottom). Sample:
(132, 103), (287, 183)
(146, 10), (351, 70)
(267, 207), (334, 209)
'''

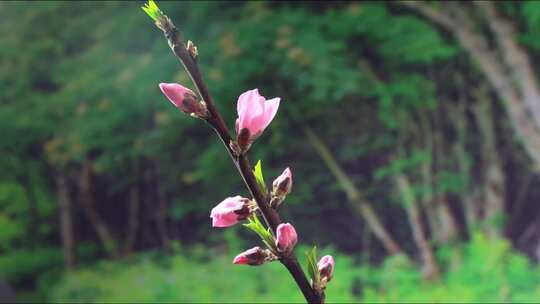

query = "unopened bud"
(271, 168), (292, 208)
(210, 196), (252, 228)
(159, 83), (209, 118)
(232, 246), (275, 266)
(317, 255), (334, 284)
(275, 223), (297, 254)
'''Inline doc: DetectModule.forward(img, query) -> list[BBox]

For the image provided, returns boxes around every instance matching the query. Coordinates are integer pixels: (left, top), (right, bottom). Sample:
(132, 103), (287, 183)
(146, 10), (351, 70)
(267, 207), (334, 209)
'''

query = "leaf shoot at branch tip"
(141, 0), (163, 22)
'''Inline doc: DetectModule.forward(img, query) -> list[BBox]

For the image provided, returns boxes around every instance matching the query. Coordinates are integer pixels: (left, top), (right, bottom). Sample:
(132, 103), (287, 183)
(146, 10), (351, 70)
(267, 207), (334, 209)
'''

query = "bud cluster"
(154, 37), (335, 298)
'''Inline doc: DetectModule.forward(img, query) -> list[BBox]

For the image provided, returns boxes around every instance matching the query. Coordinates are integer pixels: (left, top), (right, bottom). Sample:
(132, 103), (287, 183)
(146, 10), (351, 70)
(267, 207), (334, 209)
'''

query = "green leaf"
(243, 214), (275, 250)
(305, 246), (319, 283)
(141, 0), (163, 22)
(253, 160), (268, 194)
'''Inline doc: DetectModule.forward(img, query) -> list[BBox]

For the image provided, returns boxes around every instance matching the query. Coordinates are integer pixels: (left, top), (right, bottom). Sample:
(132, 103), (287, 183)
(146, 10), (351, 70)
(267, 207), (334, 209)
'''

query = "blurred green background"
(3, 1), (540, 302)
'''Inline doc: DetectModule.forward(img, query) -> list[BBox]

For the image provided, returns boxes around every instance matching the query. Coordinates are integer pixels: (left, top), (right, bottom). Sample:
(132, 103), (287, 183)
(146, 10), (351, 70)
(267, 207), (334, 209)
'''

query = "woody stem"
(155, 16), (323, 304)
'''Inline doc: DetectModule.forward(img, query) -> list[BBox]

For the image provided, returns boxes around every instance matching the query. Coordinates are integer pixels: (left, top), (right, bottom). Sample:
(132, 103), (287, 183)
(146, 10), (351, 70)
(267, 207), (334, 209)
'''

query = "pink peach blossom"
(235, 89), (280, 147)
(210, 196), (250, 227)
(276, 223), (297, 253)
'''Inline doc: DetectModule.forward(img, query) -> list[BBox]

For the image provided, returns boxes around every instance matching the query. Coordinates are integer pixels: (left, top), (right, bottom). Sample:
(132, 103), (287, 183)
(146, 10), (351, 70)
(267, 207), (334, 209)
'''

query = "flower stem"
(153, 13), (322, 304)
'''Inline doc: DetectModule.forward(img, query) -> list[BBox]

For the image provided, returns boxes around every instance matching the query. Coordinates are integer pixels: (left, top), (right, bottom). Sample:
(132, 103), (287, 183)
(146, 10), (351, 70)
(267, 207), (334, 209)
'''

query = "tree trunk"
(302, 124), (403, 256)
(449, 96), (481, 232)
(418, 111), (442, 243)
(472, 87), (505, 238)
(401, 1), (540, 172)
(18, 172), (40, 248)
(474, 1), (540, 127)
(78, 158), (118, 257)
(420, 161), (440, 242)
(432, 128), (459, 243)
(56, 171), (76, 270)
(435, 198), (459, 243)
(123, 185), (140, 255)
(395, 173), (440, 280)
(155, 174), (171, 254)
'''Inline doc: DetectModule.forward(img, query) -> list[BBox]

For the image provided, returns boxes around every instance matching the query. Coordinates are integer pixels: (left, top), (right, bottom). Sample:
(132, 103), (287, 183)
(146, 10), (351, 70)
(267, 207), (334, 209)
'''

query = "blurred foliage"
(2, 0), (540, 302)
(50, 237), (540, 303)
(50, 245), (360, 303)
(361, 234), (540, 302)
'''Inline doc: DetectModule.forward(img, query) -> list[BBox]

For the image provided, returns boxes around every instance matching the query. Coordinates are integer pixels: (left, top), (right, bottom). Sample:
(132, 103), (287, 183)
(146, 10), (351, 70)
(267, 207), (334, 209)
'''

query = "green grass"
(49, 235), (540, 303)
(49, 246), (360, 303)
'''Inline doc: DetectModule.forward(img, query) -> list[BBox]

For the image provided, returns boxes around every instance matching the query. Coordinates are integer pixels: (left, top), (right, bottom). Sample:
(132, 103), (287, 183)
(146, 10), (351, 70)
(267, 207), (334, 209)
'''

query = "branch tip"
(141, 0), (163, 22)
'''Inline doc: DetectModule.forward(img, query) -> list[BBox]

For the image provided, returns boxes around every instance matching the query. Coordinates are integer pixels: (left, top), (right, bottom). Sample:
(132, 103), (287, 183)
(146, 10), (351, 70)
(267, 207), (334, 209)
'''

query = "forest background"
(3, 1), (540, 302)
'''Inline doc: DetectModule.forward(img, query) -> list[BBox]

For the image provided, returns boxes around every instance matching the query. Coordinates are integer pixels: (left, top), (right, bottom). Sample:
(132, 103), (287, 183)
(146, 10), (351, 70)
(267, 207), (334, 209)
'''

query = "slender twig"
(155, 15), (322, 304)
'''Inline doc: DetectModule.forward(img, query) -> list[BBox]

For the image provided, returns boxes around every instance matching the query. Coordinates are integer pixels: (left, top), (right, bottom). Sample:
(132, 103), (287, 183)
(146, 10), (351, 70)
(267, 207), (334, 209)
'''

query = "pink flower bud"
(159, 83), (208, 118)
(276, 223), (297, 253)
(272, 167), (293, 198)
(210, 196), (251, 227)
(232, 246), (267, 266)
(235, 89), (280, 151)
(317, 255), (335, 282)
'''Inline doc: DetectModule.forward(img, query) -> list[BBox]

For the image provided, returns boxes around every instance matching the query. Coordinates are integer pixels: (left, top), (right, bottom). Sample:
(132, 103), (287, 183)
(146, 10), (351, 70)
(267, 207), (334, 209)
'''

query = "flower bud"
(276, 223), (297, 253)
(272, 167), (292, 199)
(317, 255), (335, 283)
(210, 196), (251, 228)
(233, 246), (271, 266)
(159, 83), (208, 118)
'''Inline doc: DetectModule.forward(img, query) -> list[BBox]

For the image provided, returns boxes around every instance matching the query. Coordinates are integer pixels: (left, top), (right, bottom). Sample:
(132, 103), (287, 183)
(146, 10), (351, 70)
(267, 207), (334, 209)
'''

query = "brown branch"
(155, 16), (321, 303)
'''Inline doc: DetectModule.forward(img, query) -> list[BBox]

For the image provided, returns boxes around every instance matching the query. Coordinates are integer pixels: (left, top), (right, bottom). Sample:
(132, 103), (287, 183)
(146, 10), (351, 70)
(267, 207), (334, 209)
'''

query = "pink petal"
(237, 89), (265, 134)
(250, 97), (280, 134)
(233, 255), (248, 265)
(237, 89), (264, 132)
(210, 196), (247, 228)
(232, 247), (266, 266)
(237, 89), (259, 116)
